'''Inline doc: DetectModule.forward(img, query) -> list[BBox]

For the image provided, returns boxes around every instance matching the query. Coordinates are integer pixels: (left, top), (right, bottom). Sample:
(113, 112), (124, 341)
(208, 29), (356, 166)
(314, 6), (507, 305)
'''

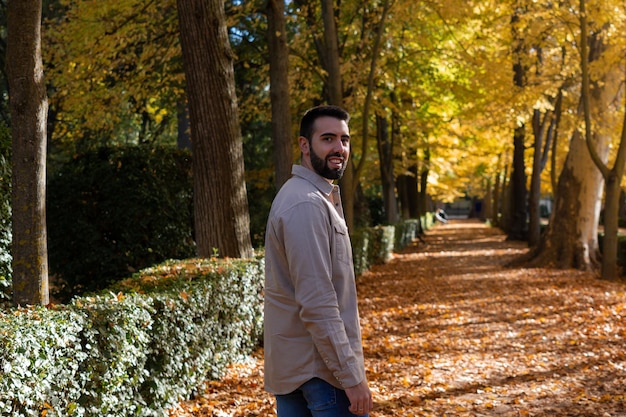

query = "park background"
(1, 0), (626, 415)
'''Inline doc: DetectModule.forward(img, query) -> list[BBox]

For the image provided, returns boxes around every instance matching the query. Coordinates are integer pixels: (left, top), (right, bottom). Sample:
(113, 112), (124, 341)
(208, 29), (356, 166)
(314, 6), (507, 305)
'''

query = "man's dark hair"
(299, 105), (350, 140)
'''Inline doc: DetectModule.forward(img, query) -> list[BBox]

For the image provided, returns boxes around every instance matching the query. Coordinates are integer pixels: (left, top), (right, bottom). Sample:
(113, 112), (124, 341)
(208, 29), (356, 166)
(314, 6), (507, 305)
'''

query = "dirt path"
(171, 220), (626, 417)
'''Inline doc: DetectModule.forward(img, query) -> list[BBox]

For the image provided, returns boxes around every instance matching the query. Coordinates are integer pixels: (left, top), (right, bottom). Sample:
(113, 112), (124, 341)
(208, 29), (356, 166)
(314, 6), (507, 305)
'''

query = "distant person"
(264, 105), (373, 417)
(435, 208), (448, 224)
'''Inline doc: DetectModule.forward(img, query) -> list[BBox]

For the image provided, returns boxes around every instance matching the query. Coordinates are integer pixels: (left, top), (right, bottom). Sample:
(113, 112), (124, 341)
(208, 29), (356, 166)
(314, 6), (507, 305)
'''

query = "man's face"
(302, 116), (350, 181)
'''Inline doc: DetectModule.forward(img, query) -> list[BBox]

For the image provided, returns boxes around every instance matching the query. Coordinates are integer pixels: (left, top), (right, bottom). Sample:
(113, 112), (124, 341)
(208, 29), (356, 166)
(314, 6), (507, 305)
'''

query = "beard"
(310, 145), (346, 180)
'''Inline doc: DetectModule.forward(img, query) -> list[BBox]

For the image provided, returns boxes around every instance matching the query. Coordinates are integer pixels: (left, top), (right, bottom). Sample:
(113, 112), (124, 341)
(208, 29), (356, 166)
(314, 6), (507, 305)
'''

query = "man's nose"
(333, 138), (347, 152)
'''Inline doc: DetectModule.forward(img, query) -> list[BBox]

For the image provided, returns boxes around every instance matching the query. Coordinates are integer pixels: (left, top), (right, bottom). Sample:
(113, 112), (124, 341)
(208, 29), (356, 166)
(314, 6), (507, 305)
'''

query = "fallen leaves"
(171, 220), (626, 417)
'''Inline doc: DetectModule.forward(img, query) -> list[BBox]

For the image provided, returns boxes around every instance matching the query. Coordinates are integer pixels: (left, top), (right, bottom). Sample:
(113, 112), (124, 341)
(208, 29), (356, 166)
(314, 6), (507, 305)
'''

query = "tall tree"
(578, 0), (626, 280)
(7, 0), (49, 305)
(265, 0), (293, 190)
(352, 0), (391, 227)
(319, 0), (355, 228)
(507, 4), (529, 241)
(335, 0), (390, 231)
(176, 0), (253, 259)
(526, 21), (614, 271)
(528, 95), (560, 247)
(376, 113), (399, 224)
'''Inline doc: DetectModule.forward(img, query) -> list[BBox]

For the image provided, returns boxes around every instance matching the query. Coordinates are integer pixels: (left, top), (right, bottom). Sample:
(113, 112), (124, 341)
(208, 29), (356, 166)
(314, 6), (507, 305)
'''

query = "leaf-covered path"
(171, 220), (626, 416)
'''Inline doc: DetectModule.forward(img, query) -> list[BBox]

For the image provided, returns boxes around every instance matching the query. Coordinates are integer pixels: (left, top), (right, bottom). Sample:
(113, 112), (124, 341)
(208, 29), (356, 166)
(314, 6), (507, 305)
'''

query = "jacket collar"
(291, 164), (335, 196)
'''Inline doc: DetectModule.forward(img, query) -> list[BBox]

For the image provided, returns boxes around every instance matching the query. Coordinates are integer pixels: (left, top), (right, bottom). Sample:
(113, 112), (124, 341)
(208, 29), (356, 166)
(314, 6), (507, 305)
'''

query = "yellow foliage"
(44, 0), (182, 149)
(42, 0), (626, 204)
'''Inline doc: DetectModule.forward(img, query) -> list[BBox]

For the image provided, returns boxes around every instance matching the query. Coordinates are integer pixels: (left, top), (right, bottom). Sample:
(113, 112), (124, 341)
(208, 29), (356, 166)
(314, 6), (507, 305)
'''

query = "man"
(264, 105), (374, 417)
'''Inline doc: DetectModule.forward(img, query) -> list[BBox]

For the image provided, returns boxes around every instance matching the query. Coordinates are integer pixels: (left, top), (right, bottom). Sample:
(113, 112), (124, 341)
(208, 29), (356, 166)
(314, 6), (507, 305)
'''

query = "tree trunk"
(502, 160), (511, 227)
(396, 165), (419, 220)
(577, 0), (626, 280)
(482, 179), (493, 222)
(528, 110), (543, 246)
(176, 0), (253, 259)
(508, 5), (528, 241)
(7, 0), (49, 306)
(492, 154), (506, 227)
(603, 172), (623, 279)
(376, 114), (399, 224)
(508, 124), (528, 240)
(321, 0), (342, 106)
(408, 165), (420, 218)
(527, 127), (604, 270)
(528, 104), (558, 247)
(391, 102), (413, 221)
(266, 0), (293, 190)
(396, 174), (410, 219)
(319, 0), (356, 232)
(418, 148), (430, 216)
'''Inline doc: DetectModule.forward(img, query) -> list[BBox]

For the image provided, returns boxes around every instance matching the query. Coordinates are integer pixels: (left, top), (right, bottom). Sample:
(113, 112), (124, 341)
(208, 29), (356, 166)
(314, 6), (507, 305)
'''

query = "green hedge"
(47, 146), (196, 300)
(352, 215), (432, 277)
(0, 257), (263, 417)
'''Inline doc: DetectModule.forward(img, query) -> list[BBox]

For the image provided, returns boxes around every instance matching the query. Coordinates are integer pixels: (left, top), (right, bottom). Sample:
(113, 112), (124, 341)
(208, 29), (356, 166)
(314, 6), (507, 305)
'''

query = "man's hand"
(345, 380), (373, 416)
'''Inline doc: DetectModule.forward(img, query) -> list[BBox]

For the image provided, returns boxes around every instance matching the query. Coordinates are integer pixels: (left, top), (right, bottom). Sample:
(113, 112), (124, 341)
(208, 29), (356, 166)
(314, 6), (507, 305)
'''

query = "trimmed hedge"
(0, 257), (263, 417)
(352, 215), (433, 277)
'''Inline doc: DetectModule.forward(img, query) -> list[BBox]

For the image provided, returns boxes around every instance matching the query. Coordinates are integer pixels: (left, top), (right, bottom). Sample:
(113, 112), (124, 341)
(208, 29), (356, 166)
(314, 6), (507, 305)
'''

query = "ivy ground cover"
(171, 220), (626, 417)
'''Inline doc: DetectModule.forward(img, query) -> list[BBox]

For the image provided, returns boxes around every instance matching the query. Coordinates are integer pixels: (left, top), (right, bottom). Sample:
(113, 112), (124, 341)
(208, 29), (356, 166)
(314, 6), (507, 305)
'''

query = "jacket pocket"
(333, 222), (351, 265)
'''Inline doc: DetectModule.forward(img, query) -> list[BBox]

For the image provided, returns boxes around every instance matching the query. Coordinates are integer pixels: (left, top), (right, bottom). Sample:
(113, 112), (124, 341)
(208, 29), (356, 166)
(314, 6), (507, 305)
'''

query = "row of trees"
(3, 0), (626, 304)
(5, 0), (254, 306)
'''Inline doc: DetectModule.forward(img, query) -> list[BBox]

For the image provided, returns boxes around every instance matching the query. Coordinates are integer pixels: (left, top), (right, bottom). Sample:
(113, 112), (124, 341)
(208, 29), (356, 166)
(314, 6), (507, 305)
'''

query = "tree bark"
(321, 0), (342, 106)
(528, 102), (558, 247)
(482, 179), (493, 222)
(507, 5), (528, 241)
(603, 169), (624, 279)
(498, 159), (511, 229)
(396, 174), (410, 219)
(527, 129), (604, 271)
(418, 149), (430, 216)
(266, 0), (294, 190)
(376, 114), (399, 224)
(492, 154), (505, 227)
(7, 0), (49, 306)
(508, 124), (528, 240)
(396, 164), (419, 220)
(319, 0), (357, 231)
(527, 31), (613, 273)
(577, 0), (626, 280)
(522, 15), (610, 272)
(176, 0), (253, 259)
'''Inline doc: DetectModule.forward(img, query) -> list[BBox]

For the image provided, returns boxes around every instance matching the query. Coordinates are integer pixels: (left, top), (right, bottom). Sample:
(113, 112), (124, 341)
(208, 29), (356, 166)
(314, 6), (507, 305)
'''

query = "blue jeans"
(275, 378), (367, 417)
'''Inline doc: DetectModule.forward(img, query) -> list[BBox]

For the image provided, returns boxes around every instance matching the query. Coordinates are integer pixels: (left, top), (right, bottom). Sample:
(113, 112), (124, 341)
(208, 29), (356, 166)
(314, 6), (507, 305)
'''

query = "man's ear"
(298, 136), (309, 154)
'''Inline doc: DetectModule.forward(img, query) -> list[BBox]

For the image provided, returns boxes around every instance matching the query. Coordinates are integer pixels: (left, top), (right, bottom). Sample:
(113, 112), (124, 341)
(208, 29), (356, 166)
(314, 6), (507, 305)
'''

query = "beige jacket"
(264, 165), (366, 395)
